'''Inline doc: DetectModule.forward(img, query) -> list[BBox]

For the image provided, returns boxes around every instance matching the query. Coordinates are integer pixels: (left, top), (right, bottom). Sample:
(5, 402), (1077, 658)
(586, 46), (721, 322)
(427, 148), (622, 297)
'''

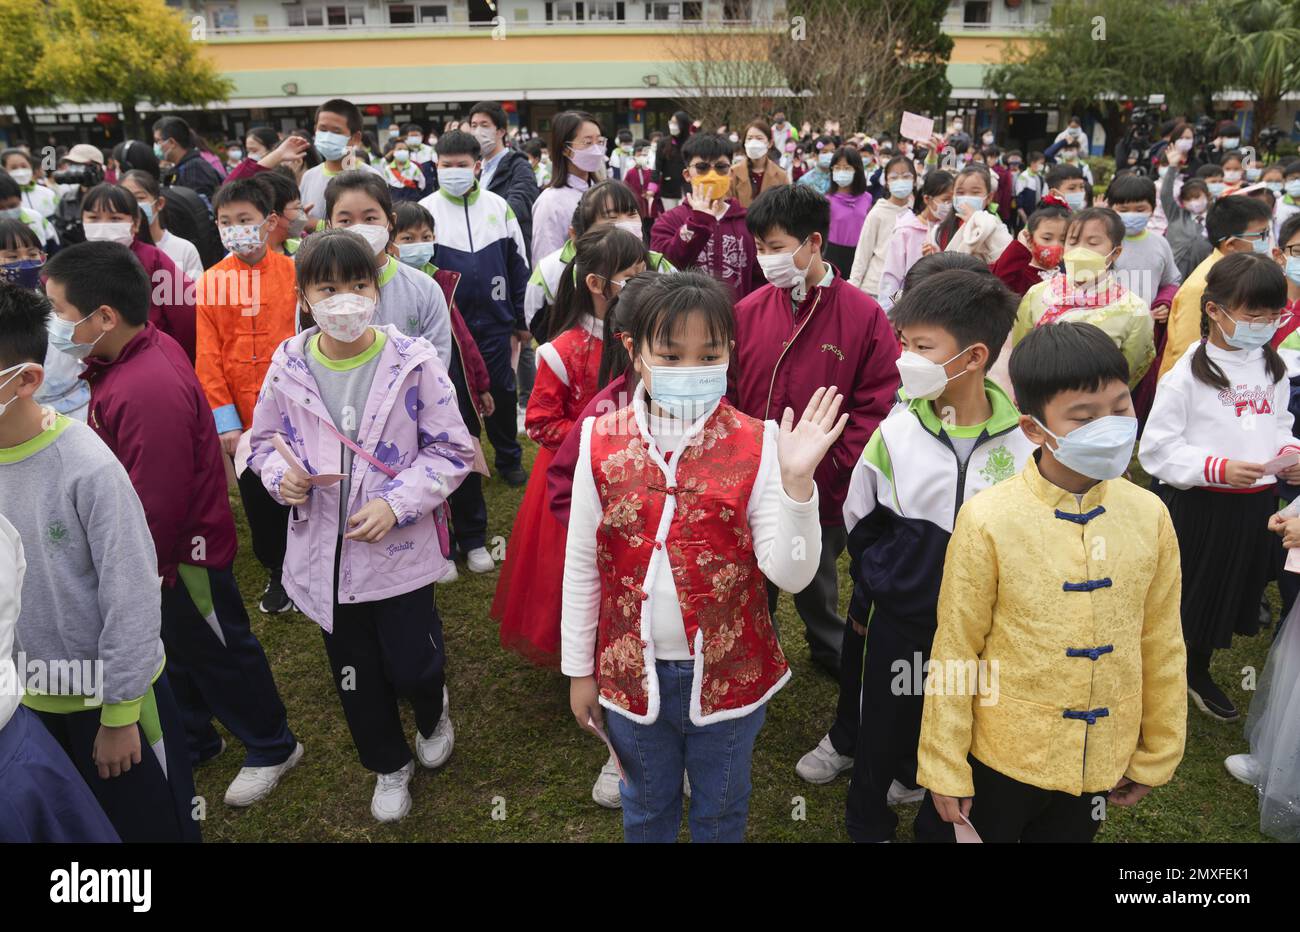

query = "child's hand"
(1150, 303), (1170, 323)
(1165, 147), (1184, 168)
(920, 241), (939, 256)
(1281, 463), (1300, 485)
(219, 429), (242, 458)
(1108, 778), (1151, 807)
(1283, 518), (1300, 550)
(93, 723), (142, 779)
(1268, 512), (1289, 535)
(570, 675), (603, 732)
(778, 387), (849, 503)
(931, 792), (972, 824)
(1224, 460), (1266, 488)
(686, 182), (716, 216)
(345, 499), (397, 542)
(280, 467), (311, 505)
(260, 134), (310, 169)
(479, 392), (496, 417)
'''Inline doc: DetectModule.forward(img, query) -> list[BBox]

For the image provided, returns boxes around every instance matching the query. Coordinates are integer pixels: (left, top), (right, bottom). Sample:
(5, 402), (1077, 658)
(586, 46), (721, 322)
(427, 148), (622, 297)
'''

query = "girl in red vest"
(493, 226), (650, 669)
(561, 270), (847, 842)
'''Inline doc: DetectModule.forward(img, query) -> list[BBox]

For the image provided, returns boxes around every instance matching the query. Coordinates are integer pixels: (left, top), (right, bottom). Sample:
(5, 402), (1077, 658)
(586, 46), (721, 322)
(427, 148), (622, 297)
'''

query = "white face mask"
(0, 363), (31, 418)
(1033, 415), (1138, 481)
(744, 139), (769, 160)
(308, 292), (377, 342)
(347, 223), (391, 255)
(9, 168), (33, 186)
(472, 126), (498, 155)
(895, 348), (972, 401)
(613, 219), (643, 238)
(83, 221), (134, 246)
(756, 237), (810, 291)
(640, 357), (728, 420)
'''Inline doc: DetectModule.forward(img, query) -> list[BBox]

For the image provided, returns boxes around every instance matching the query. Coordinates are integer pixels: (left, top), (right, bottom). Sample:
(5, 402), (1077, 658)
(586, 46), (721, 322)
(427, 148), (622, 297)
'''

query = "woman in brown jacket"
(730, 119), (790, 208)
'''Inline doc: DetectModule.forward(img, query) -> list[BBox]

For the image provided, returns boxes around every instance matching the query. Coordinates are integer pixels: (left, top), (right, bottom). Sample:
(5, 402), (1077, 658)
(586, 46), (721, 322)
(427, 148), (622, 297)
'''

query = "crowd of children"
(4, 103), (1300, 846)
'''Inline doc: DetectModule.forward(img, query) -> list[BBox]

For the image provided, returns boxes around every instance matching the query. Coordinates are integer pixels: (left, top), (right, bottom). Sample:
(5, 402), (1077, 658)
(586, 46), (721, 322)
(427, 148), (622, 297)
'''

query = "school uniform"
(299, 160), (386, 222)
(842, 382), (1036, 842)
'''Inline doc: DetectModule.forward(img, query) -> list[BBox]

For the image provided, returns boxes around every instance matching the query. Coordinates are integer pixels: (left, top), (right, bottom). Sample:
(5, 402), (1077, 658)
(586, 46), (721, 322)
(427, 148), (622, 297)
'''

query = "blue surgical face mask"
(0, 207), (21, 221)
(139, 200), (154, 223)
(398, 241), (435, 268)
(1033, 415), (1138, 481)
(1218, 308), (1279, 350)
(1208, 182), (1226, 198)
(1, 258), (44, 290)
(1250, 234), (1273, 255)
(1119, 211), (1149, 235)
(1062, 190), (1086, 211)
(437, 166), (476, 197)
(642, 358), (728, 420)
(46, 310), (104, 360)
(1287, 256), (1300, 287)
(314, 130), (350, 161)
(888, 178), (914, 199)
(818, 152), (833, 169)
(1287, 180), (1300, 199)
(1267, 182), (1284, 195)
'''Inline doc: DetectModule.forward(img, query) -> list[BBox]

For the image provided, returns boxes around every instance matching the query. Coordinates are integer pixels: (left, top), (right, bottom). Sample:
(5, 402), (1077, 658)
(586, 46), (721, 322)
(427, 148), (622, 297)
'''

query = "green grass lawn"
(195, 442), (1279, 842)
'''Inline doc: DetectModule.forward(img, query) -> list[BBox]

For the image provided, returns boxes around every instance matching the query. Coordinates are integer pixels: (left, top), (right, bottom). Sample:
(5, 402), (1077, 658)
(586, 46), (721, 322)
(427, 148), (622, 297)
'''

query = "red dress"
(493, 316), (604, 666)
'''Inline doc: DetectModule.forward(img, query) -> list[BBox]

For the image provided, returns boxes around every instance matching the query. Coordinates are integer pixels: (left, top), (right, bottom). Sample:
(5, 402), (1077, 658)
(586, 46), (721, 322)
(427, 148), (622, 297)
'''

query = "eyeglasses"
(1282, 244), (1300, 258)
(574, 136), (607, 149)
(691, 161), (732, 174)
(1233, 230), (1270, 242)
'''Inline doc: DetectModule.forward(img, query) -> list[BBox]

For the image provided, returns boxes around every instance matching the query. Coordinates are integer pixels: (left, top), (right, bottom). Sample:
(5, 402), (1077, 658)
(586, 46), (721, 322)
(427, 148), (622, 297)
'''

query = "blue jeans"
(605, 660), (767, 843)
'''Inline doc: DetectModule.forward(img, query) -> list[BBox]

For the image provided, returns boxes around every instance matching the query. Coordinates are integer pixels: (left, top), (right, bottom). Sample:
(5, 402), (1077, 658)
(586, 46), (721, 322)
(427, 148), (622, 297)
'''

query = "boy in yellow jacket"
(915, 322), (1186, 842)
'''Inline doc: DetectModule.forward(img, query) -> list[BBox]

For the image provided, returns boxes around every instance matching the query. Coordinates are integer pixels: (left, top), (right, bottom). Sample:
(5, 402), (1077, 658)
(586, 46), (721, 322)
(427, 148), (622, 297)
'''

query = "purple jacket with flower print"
(248, 324), (474, 632)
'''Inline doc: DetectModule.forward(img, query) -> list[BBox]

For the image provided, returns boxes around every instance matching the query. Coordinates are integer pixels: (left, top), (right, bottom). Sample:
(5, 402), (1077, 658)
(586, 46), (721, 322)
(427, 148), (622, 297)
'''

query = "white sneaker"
(1225, 753), (1261, 786)
(371, 761), (414, 822)
(223, 742), (304, 807)
(795, 734), (853, 785)
(437, 561), (459, 584)
(466, 547), (495, 573)
(516, 406), (526, 434)
(416, 688), (454, 769)
(592, 753), (622, 809)
(887, 779), (926, 806)
(683, 771), (691, 799)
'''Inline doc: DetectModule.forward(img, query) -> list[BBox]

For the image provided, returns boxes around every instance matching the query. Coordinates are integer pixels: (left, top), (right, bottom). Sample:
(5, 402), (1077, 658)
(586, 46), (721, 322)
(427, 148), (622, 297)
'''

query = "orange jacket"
(196, 250), (298, 433)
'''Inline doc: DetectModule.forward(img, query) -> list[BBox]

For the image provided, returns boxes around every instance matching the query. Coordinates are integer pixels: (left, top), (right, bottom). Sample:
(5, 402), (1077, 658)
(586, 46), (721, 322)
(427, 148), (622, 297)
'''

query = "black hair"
(598, 270), (657, 388)
(394, 202), (436, 236)
(550, 110), (600, 190)
(287, 129), (323, 170)
(0, 218), (41, 253)
(1195, 163), (1224, 180)
(617, 129), (634, 144)
(118, 169), (169, 232)
(551, 226), (649, 340)
(681, 132), (732, 165)
(523, 138), (545, 159)
(576, 180), (640, 234)
(0, 149), (35, 173)
(746, 183), (830, 244)
(1066, 206), (1125, 249)
(1045, 163), (1084, 191)
(919, 170), (954, 215)
(246, 126), (279, 153)
(255, 170), (301, 215)
(1193, 252), (1288, 390)
(401, 123), (425, 137)
(1008, 322), (1130, 421)
(0, 279), (50, 367)
(1027, 204), (1071, 234)
(1205, 194), (1273, 246)
(632, 138), (651, 154)
(1279, 212), (1300, 248)
(937, 163), (994, 248)
(1180, 178), (1209, 201)
(323, 169), (393, 225)
(830, 145), (867, 196)
(110, 140), (160, 179)
(0, 173), (21, 202)
(900, 251), (990, 293)
(1284, 162), (1300, 179)
(1219, 150), (1244, 167)
(436, 129), (481, 161)
(1106, 172), (1157, 209)
(881, 154), (919, 206)
(44, 241), (151, 327)
(152, 116), (192, 148)
(81, 183), (154, 245)
(294, 228), (379, 293)
(630, 270), (734, 357)
(316, 98), (363, 136)
(468, 101), (506, 132)
(891, 269), (1017, 366)
(212, 177), (272, 218)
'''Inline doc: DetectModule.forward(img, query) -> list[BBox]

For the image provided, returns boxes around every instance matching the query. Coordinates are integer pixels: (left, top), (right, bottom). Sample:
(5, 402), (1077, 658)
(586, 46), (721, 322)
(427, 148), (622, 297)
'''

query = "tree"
(664, 22), (784, 132)
(35, 0), (233, 140)
(1207, 0), (1300, 141)
(0, 0), (56, 145)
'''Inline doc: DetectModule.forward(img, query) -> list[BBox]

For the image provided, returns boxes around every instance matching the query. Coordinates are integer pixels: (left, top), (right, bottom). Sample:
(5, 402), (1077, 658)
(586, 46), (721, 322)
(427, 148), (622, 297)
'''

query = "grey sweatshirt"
(377, 257), (452, 366)
(0, 416), (164, 723)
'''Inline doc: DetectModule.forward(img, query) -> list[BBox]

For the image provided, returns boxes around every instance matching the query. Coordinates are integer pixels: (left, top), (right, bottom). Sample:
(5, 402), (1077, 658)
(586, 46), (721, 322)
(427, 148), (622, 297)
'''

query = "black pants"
(322, 543), (446, 773)
(36, 672), (201, 843)
(913, 755), (1102, 843)
(845, 617), (928, 842)
(827, 615), (867, 757)
(483, 382), (522, 471)
(447, 374), (488, 552)
(765, 525), (847, 673)
(237, 466), (290, 578)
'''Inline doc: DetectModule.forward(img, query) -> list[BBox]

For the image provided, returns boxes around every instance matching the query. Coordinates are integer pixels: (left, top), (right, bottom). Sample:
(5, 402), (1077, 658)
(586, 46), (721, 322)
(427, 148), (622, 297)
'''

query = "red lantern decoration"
(1004, 99), (1020, 111)
(94, 112), (116, 125)
(364, 104), (384, 117)
(502, 100), (517, 113)
(630, 99), (647, 111)
(1124, 99), (1135, 111)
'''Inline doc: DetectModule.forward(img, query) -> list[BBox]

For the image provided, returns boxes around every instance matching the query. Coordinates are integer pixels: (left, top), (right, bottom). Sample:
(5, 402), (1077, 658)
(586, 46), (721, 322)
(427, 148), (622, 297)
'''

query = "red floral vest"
(588, 401), (790, 723)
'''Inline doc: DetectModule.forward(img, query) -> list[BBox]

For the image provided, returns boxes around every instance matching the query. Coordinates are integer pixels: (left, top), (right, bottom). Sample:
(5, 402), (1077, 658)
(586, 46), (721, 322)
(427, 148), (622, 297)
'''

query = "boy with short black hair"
(732, 182), (899, 674)
(0, 281), (200, 842)
(915, 321), (1186, 843)
(301, 98), (385, 222)
(836, 268), (1034, 842)
(650, 132), (761, 297)
(255, 170), (308, 255)
(991, 204), (1070, 297)
(1108, 172), (1182, 310)
(1043, 163), (1087, 211)
(44, 241), (302, 807)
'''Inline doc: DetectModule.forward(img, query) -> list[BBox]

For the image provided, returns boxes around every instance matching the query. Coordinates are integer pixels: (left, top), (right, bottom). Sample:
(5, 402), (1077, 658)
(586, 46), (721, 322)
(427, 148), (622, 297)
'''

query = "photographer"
(50, 143), (106, 247)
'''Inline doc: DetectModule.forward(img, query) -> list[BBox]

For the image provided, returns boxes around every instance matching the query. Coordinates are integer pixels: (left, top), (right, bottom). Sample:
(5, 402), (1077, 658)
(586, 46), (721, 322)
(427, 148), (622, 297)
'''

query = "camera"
(52, 161), (104, 187)
(1259, 126), (1284, 157)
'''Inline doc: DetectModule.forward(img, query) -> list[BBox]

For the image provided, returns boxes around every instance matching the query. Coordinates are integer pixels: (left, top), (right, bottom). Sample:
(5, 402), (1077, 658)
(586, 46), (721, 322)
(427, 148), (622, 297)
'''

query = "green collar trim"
(378, 255), (400, 287)
(438, 184), (481, 206)
(559, 238), (577, 263)
(309, 328), (386, 371)
(910, 378), (1020, 438)
(0, 413), (69, 464)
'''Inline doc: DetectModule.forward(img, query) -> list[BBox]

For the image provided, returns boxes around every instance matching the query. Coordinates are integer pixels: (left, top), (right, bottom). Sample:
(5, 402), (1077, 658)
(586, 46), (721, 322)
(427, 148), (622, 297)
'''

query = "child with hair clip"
(392, 201), (496, 578)
(249, 230), (474, 823)
(562, 270), (847, 842)
(494, 226), (651, 672)
(877, 170), (953, 312)
(934, 163), (1012, 263)
(1140, 253), (1300, 724)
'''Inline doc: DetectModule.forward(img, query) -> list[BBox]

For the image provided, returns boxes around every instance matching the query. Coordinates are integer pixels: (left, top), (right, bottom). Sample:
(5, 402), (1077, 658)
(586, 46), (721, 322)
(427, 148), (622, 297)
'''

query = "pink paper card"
(954, 812), (982, 844)
(1263, 452), (1300, 475)
(271, 433), (346, 487)
(587, 716), (625, 781)
(1287, 548), (1300, 575)
(900, 111), (935, 143)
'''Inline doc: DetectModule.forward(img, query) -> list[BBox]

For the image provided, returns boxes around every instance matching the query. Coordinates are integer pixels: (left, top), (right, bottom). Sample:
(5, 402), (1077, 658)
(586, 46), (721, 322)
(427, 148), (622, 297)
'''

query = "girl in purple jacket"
(249, 230), (474, 823)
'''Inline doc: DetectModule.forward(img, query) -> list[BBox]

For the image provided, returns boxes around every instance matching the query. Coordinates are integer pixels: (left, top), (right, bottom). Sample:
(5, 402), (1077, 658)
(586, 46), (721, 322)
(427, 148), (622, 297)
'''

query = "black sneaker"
(501, 465), (528, 487)
(1187, 672), (1240, 722)
(259, 576), (294, 614)
(1259, 597), (1273, 630)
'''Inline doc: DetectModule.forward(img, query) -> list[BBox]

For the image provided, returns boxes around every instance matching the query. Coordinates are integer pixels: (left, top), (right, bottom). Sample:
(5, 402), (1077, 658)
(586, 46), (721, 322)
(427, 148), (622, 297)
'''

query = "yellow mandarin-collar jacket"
(916, 456), (1187, 798)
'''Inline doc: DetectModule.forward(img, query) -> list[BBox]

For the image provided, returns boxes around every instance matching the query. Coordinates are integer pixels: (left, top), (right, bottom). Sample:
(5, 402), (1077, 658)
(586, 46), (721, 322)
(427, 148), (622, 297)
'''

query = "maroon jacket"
(547, 371), (634, 525)
(623, 165), (662, 221)
(991, 162), (1015, 223)
(990, 238), (1045, 297)
(650, 200), (762, 299)
(130, 239), (196, 363)
(430, 267), (491, 398)
(81, 324), (237, 585)
(225, 157), (268, 183)
(728, 270), (899, 525)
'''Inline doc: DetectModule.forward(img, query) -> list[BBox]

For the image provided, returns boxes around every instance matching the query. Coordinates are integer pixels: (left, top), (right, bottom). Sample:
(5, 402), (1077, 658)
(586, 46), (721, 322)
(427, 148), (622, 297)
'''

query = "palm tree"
(1207, 0), (1300, 142)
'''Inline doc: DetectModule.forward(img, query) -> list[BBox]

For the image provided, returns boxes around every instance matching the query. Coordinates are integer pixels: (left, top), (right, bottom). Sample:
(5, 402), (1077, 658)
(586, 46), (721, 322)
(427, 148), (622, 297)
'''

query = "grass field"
(193, 440), (1279, 842)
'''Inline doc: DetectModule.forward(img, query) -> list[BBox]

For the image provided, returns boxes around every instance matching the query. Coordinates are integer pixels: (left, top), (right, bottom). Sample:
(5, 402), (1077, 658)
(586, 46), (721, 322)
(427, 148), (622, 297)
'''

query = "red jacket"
(622, 165), (662, 221)
(430, 267), (491, 398)
(990, 238), (1045, 296)
(81, 324), (237, 585)
(547, 371), (633, 524)
(131, 240), (195, 362)
(650, 200), (761, 299)
(729, 270), (899, 525)
(991, 162), (1015, 222)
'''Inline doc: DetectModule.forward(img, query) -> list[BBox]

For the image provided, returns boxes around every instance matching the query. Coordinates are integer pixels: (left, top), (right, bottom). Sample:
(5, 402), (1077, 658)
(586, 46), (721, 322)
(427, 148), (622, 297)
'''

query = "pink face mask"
(569, 144), (607, 173)
(307, 292), (375, 342)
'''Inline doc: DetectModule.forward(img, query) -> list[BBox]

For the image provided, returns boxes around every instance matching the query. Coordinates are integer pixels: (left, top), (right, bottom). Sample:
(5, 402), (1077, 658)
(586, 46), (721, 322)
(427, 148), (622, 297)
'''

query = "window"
(419, 4), (448, 22)
(206, 3), (238, 29)
(390, 3), (414, 24)
(546, 1), (584, 20)
(284, 3), (363, 27)
(587, 1), (623, 19)
(645, 2), (701, 21)
(722, 0), (751, 19)
(963, 1), (990, 24)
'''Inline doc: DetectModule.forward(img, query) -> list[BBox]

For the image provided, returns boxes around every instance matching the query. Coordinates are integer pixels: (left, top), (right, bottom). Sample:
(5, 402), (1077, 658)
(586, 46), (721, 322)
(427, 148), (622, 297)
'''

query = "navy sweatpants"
(447, 362), (488, 553)
(35, 672), (201, 843)
(160, 564), (297, 767)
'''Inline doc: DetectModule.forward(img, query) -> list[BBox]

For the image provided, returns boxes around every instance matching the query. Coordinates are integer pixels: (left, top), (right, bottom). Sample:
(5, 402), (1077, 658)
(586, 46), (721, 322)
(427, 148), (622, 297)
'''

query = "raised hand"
(777, 386), (849, 503)
(260, 134), (311, 169)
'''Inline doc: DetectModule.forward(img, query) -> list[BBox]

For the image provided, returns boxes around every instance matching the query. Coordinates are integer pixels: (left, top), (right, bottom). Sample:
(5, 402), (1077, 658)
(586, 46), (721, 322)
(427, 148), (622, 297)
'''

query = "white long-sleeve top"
(561, 386), (822, 677)
(1139, 341), (1299, 490)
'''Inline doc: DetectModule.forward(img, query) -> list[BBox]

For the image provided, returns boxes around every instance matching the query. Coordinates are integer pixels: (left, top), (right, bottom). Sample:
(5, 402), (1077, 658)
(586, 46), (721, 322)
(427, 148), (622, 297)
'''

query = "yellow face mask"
(695, 171), (731, 203)
(1063, 245), (1113, 287)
